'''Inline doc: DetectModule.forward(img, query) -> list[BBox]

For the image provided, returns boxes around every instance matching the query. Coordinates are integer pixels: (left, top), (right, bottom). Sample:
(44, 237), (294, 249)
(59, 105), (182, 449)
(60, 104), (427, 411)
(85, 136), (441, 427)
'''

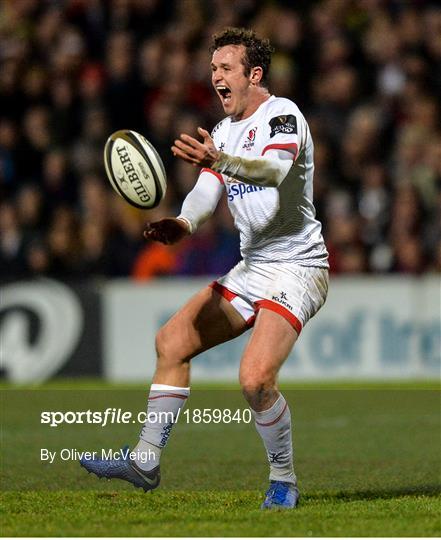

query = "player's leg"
(240, 309), (300, 508)
(240, 308), (298, 410)
(133, 284), (249, 468)
(240, 264), (329, 508)
(239, 308), (299, 508)
(80, 284), (250, 490)
(153, 284), (248, 387)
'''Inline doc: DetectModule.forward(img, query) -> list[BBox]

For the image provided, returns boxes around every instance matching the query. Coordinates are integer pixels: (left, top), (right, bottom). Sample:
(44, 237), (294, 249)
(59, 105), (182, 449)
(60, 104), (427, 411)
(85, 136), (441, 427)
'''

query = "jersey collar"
(230, 95), (276, 125)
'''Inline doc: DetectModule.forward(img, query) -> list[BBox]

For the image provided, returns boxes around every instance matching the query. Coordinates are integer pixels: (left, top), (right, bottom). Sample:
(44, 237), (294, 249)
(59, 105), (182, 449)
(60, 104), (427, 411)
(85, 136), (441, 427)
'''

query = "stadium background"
(2, 0), (440, 280)
(1, 0), (439, 382)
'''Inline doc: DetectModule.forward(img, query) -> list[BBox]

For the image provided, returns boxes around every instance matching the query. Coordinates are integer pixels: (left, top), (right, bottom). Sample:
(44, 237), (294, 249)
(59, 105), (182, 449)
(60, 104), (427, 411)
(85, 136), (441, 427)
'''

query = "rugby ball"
(104, 129), (167, 209)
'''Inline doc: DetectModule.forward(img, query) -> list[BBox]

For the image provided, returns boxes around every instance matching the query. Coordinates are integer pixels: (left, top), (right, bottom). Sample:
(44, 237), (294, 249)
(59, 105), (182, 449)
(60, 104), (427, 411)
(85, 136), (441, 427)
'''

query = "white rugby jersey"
(185, 96), (328, 267)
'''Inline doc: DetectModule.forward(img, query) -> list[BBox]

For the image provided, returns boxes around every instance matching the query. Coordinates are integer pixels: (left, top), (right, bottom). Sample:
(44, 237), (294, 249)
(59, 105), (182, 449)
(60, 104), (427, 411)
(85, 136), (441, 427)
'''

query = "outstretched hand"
(143, 218), (190, 245)
(172, 127), (220, 167)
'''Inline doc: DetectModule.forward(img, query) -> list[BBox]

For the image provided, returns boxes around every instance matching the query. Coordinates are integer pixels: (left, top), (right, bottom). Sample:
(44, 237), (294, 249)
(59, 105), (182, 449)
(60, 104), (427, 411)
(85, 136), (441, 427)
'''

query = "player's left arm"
(172, 125), (297, 188)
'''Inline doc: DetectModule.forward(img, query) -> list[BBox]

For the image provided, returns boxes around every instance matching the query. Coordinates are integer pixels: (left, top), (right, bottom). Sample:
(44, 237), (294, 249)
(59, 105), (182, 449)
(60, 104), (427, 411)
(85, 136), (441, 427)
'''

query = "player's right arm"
(143, 169), (224, 244)
(173, 124), (296, 189)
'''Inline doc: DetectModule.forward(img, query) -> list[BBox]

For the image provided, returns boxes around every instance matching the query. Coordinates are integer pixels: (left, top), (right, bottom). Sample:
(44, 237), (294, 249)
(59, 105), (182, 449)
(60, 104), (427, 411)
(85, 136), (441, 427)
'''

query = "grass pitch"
(1, 381), (440, 537)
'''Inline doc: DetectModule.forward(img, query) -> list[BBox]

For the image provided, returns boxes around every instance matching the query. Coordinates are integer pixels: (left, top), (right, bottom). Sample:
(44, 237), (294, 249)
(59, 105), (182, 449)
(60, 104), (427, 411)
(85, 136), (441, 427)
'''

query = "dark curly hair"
(209, 27), (274, 88)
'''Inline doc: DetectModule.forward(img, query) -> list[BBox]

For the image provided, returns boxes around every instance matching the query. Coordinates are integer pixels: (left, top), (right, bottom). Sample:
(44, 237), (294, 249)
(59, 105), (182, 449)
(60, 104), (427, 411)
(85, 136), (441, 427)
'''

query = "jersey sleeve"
(177, 169), (224, 233)
(261, 100), (306, 161)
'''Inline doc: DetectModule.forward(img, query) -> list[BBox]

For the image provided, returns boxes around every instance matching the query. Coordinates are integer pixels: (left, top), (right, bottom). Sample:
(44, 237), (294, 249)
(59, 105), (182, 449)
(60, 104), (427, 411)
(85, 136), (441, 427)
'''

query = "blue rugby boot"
(261, 481), (300, 509)
(80, 446), (160, 492)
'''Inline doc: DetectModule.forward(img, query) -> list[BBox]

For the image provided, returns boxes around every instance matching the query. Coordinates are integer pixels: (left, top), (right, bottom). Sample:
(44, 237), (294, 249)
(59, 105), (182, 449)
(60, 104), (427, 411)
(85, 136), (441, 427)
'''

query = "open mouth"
(216, 85), (232, 104)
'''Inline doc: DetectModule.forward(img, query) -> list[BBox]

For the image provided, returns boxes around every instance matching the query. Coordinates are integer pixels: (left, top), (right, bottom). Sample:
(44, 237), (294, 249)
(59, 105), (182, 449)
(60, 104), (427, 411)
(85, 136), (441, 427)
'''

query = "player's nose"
(212, 73), (222, 85)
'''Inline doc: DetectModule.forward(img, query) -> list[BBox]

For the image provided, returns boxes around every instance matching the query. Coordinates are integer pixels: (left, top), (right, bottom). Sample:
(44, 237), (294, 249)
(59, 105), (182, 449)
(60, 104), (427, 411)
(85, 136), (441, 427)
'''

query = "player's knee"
(240, 369), (275, 403)
(155, 324), (185, 366)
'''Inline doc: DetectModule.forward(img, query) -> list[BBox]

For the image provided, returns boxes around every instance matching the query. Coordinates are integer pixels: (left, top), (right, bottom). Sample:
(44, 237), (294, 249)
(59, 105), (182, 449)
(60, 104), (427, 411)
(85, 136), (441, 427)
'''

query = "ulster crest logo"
(243, 127), (257, 150)
(247, 127), (257, 141)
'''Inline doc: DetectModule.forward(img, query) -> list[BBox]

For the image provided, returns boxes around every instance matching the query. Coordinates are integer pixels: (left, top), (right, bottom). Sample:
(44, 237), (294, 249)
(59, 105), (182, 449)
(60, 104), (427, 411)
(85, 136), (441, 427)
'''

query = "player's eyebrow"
(211, 62), (231, 69)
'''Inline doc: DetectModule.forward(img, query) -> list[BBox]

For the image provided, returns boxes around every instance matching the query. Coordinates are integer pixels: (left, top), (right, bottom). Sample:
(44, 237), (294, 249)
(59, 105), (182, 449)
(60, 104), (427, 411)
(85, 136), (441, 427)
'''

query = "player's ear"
(250, 66), (263, 86)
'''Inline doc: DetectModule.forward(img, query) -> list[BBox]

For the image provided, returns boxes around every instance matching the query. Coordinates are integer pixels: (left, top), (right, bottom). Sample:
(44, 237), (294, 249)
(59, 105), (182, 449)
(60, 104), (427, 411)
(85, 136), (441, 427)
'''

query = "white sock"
(133, 383), (189, 471)
(252, 394), (296, 484)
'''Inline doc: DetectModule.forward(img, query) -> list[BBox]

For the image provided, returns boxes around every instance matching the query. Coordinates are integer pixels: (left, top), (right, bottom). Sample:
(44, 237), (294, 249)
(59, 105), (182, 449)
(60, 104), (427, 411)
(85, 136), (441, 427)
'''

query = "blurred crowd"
(1, 0), (440, 282)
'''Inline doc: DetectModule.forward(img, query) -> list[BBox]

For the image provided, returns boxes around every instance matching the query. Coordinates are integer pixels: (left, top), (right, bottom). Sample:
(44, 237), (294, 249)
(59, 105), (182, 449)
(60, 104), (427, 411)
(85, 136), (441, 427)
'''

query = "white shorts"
(210, 260), (329, 334)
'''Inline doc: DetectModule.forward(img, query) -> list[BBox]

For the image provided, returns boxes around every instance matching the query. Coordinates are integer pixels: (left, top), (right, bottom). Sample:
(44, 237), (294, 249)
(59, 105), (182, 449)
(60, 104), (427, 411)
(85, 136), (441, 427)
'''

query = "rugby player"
(81, 27), (329, 510)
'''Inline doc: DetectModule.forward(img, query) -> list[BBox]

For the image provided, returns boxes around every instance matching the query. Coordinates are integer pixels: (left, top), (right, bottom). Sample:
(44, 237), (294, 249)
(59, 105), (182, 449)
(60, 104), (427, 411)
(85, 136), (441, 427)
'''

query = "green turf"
(1, 382), (440, 536)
